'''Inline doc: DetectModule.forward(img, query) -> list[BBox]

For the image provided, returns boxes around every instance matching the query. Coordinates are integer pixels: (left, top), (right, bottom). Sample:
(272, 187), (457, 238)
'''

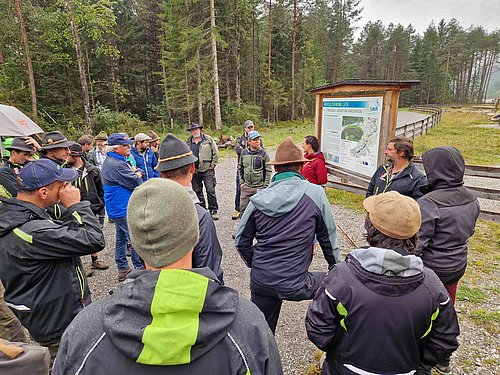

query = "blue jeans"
(113, 216), (143, 271)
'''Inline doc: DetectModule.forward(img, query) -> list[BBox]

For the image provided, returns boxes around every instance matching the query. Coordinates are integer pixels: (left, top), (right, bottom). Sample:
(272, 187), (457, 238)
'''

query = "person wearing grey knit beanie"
(127, 178), (199, 268)
(53, 176), (283, 375)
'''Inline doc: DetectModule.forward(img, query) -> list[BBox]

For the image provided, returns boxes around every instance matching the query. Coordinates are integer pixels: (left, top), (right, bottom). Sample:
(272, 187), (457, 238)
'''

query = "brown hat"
(147, 130), (159, 142)
(268, 136), (308, 165)
(363, 191), (421, 240)
(95, 131), (108, 141)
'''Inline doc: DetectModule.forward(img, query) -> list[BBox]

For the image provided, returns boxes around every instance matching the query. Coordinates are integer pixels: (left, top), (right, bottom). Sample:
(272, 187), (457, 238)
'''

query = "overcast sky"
(356, 0), (499, 38)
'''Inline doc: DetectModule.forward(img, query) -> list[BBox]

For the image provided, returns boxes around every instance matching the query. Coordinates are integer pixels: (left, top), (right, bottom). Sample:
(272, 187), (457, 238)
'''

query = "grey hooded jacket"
(235, 174), (339, 292)
(417, 146), (480, 275)
(53, 268), (282, 375)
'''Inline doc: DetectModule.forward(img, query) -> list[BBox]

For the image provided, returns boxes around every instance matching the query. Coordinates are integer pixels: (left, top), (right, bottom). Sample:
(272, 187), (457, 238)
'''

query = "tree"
(64, 0), (93, 133)
(210, 0), (222, 130)
(14, 0), (37, 121)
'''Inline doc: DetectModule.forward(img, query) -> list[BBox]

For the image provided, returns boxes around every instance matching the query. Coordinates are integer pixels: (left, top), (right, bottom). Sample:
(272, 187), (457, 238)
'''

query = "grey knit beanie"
(127, 179), (199, 268)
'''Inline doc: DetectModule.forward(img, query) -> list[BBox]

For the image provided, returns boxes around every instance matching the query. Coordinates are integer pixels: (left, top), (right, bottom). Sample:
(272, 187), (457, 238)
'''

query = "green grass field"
(413, 111), (500, 165)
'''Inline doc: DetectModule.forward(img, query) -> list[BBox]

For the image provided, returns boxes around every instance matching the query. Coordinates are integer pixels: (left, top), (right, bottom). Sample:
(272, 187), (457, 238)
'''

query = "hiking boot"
(86, 269), (95, 278)
(117, 268), (131, 282)
(91, 260), (109, 270)
(232, 210), (241, 220)
(211, 211), (219, 221)
(434, 364), (453, 375)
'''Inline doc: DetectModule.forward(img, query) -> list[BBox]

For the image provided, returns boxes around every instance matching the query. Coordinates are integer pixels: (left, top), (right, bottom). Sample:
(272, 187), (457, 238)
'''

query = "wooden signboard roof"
(309, 80), (420, 94)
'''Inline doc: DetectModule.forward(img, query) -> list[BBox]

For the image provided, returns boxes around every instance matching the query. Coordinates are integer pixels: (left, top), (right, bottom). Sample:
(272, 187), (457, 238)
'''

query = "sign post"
(310, 80), (419, 182)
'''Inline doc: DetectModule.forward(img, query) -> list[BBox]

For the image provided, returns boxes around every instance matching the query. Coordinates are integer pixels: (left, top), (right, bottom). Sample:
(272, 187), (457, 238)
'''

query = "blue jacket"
(130, 147), (159, 181)
(102, 152), (142, 218)
(235, 173), (339, 292)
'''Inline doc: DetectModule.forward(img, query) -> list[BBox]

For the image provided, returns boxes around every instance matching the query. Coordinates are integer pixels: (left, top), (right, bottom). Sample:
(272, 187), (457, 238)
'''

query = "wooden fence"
(327, 106), (500, 222)
(395, 106), (442, 139)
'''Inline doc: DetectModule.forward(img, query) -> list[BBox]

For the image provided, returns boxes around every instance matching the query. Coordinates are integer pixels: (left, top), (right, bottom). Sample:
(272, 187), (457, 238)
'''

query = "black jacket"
(366, 162), (427, 200)
(306, 248), (459, 375)
(73, 161), (105, 217)
(53, 268), (282, 375)
(0, 197), (105, 343)
(193, 203), (224, 284)
(417, 146), (480, 275)
(0, 159), (24, 197)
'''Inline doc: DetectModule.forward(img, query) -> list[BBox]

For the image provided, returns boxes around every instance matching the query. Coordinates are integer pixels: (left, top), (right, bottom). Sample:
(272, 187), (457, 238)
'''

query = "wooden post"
(315, 94), (322, 144)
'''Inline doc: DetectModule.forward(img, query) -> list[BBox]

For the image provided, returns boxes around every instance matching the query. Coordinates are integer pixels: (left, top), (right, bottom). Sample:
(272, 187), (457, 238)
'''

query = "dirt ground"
(85, 154), (499, 375)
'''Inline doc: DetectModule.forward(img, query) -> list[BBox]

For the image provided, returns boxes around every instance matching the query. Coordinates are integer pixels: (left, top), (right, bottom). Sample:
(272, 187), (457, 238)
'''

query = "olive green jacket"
(187, 134), (219, 173)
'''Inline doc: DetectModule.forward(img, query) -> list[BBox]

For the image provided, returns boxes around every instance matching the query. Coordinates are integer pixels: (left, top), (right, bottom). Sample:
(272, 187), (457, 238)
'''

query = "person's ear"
(190, 164), (196, 174)
(38, 187), (49, 201)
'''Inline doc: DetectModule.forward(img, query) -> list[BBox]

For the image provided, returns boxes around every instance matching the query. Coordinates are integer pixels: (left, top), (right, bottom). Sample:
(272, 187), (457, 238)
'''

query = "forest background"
(1, 0), (499, 138)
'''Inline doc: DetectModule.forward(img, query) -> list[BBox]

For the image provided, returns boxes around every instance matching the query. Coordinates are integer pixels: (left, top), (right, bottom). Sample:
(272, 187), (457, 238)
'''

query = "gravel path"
(83, 153), (498, 375)
(396, 111), (430, 127)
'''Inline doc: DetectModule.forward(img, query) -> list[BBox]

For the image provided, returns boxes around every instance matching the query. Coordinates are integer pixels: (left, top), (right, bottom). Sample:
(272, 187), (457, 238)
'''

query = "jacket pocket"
(252, 155), (263, 171)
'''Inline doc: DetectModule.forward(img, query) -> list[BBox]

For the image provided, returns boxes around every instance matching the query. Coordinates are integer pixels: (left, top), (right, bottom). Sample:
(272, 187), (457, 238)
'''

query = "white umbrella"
(0, 104), (44, 136)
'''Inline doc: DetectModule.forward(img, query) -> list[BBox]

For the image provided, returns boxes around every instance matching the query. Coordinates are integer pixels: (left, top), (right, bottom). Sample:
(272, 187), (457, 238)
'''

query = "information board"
(321, 96), (383, 177)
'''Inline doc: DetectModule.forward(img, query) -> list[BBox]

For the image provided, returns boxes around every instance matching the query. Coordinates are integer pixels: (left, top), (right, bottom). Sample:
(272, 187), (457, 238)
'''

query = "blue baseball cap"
(17, 159), (78, 191)
(248, 130), (261, 140)
(108, 133), (134, 146)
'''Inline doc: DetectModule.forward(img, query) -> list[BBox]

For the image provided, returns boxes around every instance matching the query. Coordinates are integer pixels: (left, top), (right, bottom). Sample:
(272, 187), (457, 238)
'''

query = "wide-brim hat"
(69, 143), (83, 157)
(40, 131), (75, 150)
(147, 130), (159, 142)
(187, 122), (203, 131)
(268, 136), (308, 165)
(157, 133), (198, 172)
(7, 137), (37, 153)
(363, 191), (421, 240)
(95, 131), (108, 141)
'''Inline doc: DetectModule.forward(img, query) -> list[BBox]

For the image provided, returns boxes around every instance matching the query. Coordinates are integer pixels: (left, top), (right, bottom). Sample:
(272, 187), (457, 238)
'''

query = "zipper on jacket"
(76, 265), (86, 307)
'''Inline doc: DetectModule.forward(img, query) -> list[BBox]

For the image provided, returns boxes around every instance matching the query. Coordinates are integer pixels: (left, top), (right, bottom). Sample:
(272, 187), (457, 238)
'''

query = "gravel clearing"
(82, 153), (498, 375)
